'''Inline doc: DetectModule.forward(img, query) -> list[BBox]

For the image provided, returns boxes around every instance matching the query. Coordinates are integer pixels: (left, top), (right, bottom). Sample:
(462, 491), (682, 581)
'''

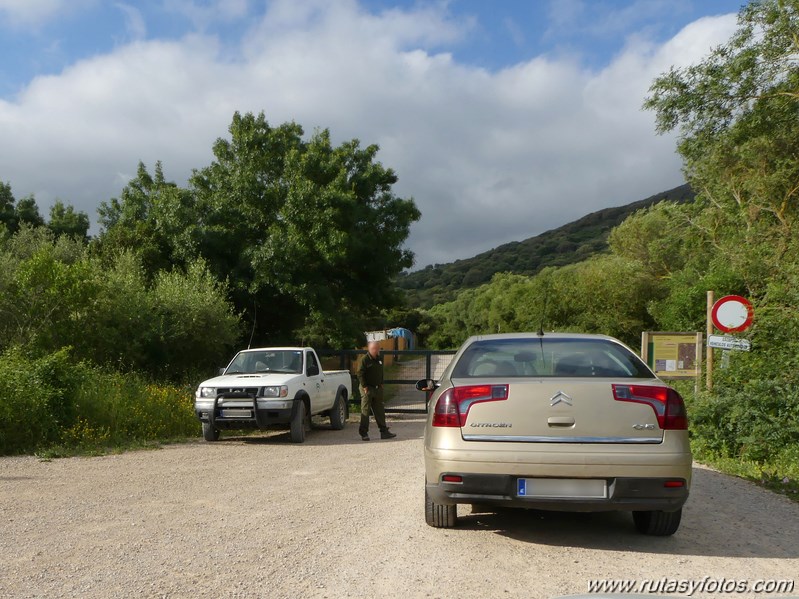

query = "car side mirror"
(218, 368), (225, 376)
(415, 379), (436, 392)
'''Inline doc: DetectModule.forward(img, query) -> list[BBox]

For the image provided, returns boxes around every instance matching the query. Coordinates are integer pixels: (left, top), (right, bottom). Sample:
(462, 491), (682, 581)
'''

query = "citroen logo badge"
(550, 391), (573, 406)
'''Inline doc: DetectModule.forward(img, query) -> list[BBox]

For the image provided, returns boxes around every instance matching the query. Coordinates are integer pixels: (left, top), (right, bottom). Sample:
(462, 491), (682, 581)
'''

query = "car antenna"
(247, 299), (257, 349)
(537, 282), (550, 337)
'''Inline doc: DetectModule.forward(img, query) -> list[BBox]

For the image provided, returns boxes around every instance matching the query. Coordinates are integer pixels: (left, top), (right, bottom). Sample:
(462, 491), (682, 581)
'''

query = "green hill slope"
(398, 183), (694, 308)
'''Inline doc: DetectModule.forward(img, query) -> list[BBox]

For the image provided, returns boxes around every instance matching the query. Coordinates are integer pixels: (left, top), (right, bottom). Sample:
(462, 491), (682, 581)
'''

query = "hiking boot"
(380, 430), (397, 440)
(359, 415), (370, 441)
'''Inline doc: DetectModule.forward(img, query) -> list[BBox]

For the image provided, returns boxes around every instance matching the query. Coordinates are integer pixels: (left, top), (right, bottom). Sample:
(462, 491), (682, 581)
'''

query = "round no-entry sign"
(711, 295), (754, 333)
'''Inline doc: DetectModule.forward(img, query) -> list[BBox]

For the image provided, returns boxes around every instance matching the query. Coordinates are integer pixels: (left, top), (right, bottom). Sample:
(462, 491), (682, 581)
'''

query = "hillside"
(398, 183), (694, 308)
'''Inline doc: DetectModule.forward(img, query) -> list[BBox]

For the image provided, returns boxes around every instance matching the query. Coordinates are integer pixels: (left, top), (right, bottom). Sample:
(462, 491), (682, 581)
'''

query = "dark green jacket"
(357, 353), (384, 388)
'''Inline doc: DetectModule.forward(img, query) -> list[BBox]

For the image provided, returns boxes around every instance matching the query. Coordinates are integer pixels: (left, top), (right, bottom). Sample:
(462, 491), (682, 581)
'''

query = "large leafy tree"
(643, 0), (799, 466)
(99, 112), (420, 346)
(97, 161), (197, 274)
(644, 0), (799, 293)
(191, 112), (420, 346)
(0, 181), (16, 234)
(48, 200), (90, 240)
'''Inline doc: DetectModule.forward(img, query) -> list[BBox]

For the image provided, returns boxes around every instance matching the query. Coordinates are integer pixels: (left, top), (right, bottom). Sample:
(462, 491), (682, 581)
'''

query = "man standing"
(357, 341), (396, 441)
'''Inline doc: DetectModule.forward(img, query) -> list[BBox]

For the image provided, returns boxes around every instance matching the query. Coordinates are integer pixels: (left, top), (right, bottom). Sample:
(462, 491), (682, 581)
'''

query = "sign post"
(706, 291), (714, 390)
(706, 293), (754, 388)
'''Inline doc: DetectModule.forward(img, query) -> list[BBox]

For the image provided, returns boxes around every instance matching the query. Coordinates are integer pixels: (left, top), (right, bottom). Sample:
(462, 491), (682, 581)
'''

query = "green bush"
(0, 347), (199, 456)
(0, 347), (83, 454)
(71, 372), (198, 445)
(0, 228), (240, 378)
(686, 383), (799, 463)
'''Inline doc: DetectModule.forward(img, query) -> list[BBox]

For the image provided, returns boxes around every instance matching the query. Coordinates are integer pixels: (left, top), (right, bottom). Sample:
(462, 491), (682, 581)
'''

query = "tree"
(643, 0), (799, 470)
(644, 0), (799, 295)
(15, 196), (45, 229)
(189, 112), (421, 345)
(98, 113), (420, 346)
(97, 161), (197, 275)
(0, 181), (16, 233)
(48, 200), (90, 240)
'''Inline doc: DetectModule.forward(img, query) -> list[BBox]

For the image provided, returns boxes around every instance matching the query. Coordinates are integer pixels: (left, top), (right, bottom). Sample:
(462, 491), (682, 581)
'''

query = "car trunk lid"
(453, 378), (665, 444)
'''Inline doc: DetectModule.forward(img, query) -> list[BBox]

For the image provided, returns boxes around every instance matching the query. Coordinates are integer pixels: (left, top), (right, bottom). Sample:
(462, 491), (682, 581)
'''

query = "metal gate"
(318, 349), (456, 413)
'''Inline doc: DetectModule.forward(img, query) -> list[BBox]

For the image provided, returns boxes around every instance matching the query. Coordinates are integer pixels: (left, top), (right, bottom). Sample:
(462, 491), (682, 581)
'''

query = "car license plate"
(221, 409), (251, 418)
(517, 478), (607, 499)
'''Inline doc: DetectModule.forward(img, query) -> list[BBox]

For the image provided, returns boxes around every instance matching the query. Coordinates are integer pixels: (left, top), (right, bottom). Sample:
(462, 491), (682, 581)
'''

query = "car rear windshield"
(451, 338), (653, 379)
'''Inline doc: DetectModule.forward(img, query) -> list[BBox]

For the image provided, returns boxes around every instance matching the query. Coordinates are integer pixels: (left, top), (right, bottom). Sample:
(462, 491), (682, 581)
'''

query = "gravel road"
(1, 414), (798, 599)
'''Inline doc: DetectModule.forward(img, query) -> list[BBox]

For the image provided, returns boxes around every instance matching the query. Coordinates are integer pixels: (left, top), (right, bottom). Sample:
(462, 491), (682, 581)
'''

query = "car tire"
(425, 486), (457, 528)
(202, 422), (220, 442)
(330, 392), (347, 430)
(633, 508), (682, 536)
(290, 400), (307, 443)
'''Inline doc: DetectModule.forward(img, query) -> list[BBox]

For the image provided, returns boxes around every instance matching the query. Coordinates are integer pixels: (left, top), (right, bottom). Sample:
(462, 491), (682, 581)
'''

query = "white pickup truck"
(194, 347), (351, 443)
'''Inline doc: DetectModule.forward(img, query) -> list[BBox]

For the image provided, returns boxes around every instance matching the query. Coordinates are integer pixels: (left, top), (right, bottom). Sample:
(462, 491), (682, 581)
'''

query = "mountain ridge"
(398, 183), (695, 308)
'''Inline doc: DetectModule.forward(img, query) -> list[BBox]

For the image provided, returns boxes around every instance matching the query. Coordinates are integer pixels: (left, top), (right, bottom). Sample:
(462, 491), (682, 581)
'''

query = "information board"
(641, 332), (702, 380)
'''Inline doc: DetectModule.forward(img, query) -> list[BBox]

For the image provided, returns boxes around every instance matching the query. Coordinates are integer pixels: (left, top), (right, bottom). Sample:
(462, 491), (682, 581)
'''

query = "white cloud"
(163, 0), (251, 31)
(0, 0), (93, 27)
(116, 3), (147, 41)
(0, 3), (738, 266)
(0, 0), (63, 25)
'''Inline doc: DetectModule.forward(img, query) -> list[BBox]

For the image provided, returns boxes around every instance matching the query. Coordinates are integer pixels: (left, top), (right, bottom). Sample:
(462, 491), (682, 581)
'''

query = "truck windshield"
(225, 350), (303, 374)
(451, 338), (653, 378)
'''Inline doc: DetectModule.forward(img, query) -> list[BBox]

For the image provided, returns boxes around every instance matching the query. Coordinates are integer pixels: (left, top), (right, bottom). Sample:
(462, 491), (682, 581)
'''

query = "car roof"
(466, 332), (619, 342)
(238, 347), (307, 352)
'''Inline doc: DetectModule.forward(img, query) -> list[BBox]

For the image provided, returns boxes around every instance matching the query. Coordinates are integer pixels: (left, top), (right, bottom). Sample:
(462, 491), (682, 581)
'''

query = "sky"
(0, 0), (743, 268)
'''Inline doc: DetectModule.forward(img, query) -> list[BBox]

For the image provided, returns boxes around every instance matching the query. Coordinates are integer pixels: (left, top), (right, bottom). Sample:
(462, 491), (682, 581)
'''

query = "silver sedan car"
(419, 333), (692, 535)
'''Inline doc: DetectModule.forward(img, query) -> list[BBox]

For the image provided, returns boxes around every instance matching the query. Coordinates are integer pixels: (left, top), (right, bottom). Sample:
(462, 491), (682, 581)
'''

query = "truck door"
(305, 350), (324, 411)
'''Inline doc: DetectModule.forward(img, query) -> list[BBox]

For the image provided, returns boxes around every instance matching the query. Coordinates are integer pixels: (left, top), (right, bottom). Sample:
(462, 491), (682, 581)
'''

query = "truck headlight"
(262, 385), (288, 398)
(199, 387), (216, 398)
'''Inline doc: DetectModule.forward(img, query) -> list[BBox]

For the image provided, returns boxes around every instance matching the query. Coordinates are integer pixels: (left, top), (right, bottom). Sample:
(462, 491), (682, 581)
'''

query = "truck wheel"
(633, 508), (682, 536)
(290, 400), (307, 443)
(425, 486), (457, 528)
(202, 422), (220, 442)
(330, 392), (347, 430)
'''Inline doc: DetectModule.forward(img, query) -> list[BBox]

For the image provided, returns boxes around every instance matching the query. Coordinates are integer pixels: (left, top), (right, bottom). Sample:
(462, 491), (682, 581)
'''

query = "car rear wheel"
(202, 422), (220, 442)
(633, 508), (682, 536)
(329, 392), (347, 430)
(290, 400), (308, 443)
(425, 486), (457, 528)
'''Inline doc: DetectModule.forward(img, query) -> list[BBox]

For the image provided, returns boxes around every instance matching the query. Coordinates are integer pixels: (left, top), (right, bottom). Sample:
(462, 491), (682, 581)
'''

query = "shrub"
(0, 347), (84, 454)
(0, 347), (199, 456)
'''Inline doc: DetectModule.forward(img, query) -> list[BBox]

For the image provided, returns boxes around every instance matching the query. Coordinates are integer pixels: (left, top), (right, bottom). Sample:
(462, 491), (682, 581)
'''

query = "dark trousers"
(359, 386), (387, 434)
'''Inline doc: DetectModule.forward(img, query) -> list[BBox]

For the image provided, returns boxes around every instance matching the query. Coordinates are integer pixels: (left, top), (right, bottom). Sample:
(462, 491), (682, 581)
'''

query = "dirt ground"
(1, 414), (797, 599)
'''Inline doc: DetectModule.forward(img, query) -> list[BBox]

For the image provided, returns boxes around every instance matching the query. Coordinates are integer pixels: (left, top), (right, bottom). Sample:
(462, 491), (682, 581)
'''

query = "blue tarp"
(387, 327), (415, 350)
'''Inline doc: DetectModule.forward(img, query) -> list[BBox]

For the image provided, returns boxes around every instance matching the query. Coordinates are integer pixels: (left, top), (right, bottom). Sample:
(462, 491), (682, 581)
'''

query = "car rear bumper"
(426, 474), (688, 512)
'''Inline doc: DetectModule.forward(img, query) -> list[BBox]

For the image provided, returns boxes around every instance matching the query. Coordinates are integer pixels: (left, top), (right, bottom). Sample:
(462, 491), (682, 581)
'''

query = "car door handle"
(548, 416), (575, 427)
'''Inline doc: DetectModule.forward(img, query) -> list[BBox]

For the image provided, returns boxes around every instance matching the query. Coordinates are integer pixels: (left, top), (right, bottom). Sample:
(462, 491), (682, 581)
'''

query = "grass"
(0, 348), (202, 458)
(671, 380), (799, 504)
(691, 445), (799, 503)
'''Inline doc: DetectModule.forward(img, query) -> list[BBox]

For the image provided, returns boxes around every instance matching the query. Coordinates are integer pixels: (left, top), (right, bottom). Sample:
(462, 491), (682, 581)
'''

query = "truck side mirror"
(218, 368), (225, 376)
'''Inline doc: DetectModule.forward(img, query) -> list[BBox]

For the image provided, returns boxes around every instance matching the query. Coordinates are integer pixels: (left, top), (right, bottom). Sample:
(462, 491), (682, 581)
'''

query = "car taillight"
(432, 384), (509, 427)
(612, 384), (688, 430)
